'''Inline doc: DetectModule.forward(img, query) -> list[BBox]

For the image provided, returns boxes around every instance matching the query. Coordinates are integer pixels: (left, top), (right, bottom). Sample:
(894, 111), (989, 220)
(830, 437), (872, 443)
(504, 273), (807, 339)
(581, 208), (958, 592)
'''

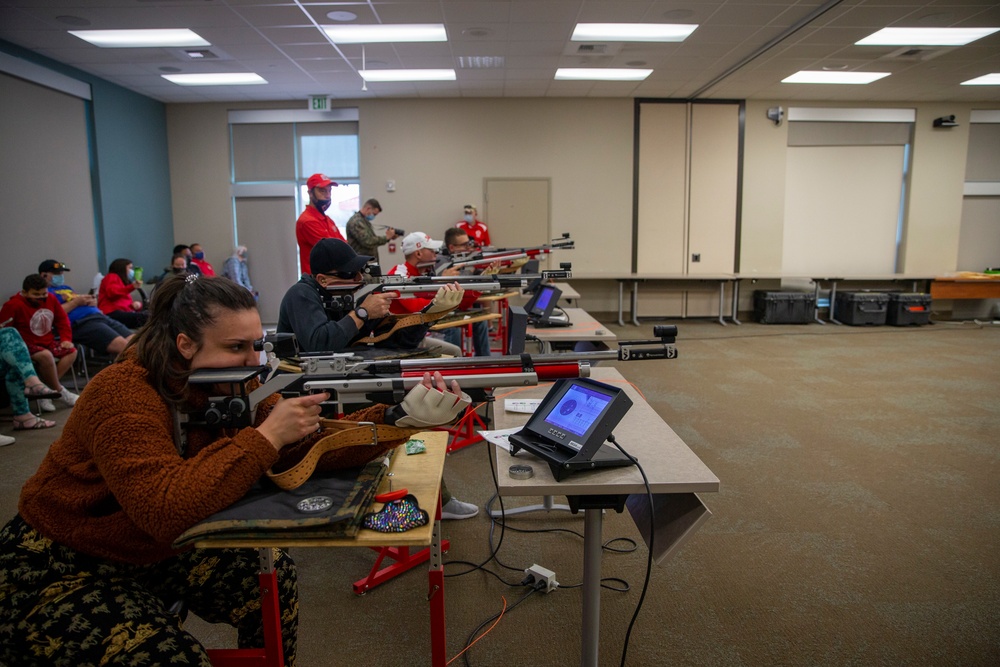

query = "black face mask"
(315, 198), (331, 213)
(172, 267), (186, 275)
(26, 297), (47, 307)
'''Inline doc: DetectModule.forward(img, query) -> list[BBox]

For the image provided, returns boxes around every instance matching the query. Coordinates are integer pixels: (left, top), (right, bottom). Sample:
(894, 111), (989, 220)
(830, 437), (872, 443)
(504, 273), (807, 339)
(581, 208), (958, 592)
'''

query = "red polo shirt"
(296, 205), (345, 274)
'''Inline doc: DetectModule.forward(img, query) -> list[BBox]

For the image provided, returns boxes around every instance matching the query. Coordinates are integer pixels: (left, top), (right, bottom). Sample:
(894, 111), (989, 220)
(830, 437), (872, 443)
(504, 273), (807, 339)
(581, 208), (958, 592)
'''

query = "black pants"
(107, 309), (149, 329)
(0, 515), (298, 666)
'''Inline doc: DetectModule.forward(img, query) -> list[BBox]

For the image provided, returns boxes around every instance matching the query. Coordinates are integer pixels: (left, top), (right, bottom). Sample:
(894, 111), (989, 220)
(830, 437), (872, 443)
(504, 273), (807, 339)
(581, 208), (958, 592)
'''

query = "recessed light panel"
(856, 27), (999, 46)
(70, 29), (209, 48)
(961, 73), (1000, 85)
(323, 24), (447, 43)
(782, 71), (890, 84)
(555, 68), (653, 81)
(162, 73), (267, 86)
(572, 23), (697, 42)
(360, 69), (456, 82)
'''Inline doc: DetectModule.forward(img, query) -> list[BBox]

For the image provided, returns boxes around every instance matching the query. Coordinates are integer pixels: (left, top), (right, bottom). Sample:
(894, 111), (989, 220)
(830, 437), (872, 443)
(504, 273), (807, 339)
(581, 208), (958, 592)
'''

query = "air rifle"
(332, 267), (573, 312)
(437, 233), (574, 274)
(262, 325), (676, 414)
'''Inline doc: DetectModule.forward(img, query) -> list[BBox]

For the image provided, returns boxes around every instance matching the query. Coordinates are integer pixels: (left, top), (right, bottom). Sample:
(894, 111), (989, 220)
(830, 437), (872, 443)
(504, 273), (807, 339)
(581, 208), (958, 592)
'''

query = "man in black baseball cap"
(277, 239), (395, 353)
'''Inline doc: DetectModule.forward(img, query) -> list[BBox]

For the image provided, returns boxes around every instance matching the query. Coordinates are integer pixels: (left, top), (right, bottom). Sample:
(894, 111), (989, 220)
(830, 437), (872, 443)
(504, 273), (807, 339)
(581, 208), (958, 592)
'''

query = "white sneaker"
(0, 434), (14, 447)
(60, 389), (79, 407)
(38, 399), (56, 413)
(441, 498), (479, 520)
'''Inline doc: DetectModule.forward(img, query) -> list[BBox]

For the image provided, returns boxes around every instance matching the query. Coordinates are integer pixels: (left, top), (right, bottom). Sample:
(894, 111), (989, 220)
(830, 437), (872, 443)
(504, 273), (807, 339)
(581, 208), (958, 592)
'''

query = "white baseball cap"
(401, 232), (443, 255)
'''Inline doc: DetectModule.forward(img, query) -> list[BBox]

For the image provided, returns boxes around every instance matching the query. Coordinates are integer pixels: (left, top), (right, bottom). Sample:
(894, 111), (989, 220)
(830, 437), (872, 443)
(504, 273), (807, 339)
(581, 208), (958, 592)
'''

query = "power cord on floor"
(607, 434), (654, 667)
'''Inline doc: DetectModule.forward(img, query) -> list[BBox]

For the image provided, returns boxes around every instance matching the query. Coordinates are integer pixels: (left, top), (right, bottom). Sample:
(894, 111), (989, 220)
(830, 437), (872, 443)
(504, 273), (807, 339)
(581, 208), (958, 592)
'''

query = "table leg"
(617, 281), (625, 327)
(581, 509), (603, 667)
(207, 548), (284, 667)
(813, 281), (826, 325)
(731, 279), (742, 325)
(631, 281), (640, 327)
(717, 282), (727, 326)
(429, 498), (446, 667)
(829, 281), (842, 325)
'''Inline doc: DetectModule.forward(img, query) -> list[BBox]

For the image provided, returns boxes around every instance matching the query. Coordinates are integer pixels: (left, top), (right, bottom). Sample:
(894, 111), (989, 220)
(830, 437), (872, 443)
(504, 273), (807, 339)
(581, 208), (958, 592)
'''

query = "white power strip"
(505, 398), (541, 414)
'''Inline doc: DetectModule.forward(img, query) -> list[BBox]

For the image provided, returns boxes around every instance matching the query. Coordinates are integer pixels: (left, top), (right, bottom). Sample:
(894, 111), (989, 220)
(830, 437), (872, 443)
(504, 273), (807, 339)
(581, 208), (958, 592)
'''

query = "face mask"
(193, 252), (205, 260)
(26, 297), (47, 307)
(126, 268), (135, 281)
(173, 267), (186, 275)
(51, 274), (65, 286)
(365, 214), (376, 222)
(464, 214), (474, 223)
(315, 198), (331, 213)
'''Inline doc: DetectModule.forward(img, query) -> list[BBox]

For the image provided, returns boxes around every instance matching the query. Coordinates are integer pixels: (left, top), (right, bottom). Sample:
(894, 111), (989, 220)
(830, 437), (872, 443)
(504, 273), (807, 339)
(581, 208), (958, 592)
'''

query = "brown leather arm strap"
(353, 308), (456, 346)
(265, 419), (422, 490)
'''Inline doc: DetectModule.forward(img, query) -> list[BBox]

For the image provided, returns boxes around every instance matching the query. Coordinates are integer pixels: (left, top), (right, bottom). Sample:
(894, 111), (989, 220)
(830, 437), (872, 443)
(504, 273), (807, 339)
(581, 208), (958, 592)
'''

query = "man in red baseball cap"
(296, 173), (346, 275)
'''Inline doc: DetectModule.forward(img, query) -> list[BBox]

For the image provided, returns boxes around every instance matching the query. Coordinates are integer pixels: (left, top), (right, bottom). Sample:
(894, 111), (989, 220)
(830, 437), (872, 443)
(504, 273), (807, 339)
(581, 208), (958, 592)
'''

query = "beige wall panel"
(965, 123), (1000, 181)
(783, 145), (904, 275)
(689, 104), (739, 275)
(739, 101), (789, 274)
(234, 197), (299, 325)
(0, 72), (98, 286)
(957, 196), (1000, 272)
(166, 103), (240, 275)
(636, 103), (687, 274)
(900, 105), (970, 273)
(359, 99), (633, 276)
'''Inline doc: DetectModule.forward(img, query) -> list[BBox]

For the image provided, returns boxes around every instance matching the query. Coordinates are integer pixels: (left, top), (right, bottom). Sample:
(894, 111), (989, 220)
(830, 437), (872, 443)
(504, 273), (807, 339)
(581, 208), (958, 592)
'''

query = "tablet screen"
(542, 382), (613, 437)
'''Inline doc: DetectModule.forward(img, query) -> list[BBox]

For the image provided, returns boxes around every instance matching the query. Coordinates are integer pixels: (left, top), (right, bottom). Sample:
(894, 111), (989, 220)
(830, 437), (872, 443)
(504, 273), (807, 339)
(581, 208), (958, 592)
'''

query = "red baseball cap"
(306, 173), (337, 189)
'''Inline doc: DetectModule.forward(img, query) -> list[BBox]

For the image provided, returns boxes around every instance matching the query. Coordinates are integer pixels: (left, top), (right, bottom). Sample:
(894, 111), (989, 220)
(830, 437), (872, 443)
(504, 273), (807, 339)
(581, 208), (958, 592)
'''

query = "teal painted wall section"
(0, 39), (173, 277)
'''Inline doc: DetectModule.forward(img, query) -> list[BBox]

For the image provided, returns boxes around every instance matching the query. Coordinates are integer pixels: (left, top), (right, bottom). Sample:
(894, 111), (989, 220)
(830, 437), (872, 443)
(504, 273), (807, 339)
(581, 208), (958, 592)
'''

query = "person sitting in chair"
(98, 258), (148, 329)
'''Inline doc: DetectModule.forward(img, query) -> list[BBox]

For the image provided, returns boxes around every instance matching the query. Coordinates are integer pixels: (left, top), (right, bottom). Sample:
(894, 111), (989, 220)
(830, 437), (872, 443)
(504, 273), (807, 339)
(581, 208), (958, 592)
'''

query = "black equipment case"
(886, 292), (932, 326)
(835, 291), (889, 326)
(753, 291), (815, 324)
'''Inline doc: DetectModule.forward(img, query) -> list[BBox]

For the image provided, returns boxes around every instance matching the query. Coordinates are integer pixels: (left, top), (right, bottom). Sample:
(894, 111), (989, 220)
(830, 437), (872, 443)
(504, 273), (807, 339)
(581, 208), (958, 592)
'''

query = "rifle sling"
(266, 418), (422, 491)
(353, 308), (455, 346)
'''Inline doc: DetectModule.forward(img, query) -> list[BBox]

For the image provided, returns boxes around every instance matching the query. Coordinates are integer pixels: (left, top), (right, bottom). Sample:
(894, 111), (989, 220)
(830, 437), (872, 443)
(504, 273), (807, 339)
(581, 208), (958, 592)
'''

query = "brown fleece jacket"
(18, 356), (386, 565)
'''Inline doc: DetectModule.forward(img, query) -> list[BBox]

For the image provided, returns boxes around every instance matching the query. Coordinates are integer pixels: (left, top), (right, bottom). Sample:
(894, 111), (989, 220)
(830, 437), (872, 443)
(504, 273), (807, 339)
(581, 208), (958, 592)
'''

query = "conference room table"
(526, 307), (617, 353)
(492, 367), (719, 667)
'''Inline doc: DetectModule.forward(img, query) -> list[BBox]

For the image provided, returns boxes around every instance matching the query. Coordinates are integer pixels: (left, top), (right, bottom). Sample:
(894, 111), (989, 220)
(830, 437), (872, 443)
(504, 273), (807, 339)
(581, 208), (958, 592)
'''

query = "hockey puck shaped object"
(508, 464), (534, 480)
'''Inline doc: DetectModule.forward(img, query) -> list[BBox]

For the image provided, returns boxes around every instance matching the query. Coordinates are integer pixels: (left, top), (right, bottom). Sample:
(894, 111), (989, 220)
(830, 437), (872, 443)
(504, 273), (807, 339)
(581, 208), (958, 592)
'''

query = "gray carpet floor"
(2, 318), (998, 666)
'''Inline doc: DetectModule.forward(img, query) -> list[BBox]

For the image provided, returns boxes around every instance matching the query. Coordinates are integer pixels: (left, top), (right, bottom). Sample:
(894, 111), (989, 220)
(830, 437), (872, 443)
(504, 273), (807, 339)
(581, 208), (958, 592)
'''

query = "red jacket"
(456, 219), (490, 247)
(98, 273), (137, 314)
(190, 258), (215, 277)
(0, 292), (73, 347)
(296, 205), (345, 275)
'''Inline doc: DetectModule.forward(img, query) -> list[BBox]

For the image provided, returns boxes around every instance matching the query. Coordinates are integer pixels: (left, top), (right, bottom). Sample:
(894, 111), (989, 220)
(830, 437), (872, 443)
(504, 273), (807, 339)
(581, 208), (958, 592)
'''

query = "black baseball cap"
(39, 259), (71, 273)
(310, 239), (372, 277)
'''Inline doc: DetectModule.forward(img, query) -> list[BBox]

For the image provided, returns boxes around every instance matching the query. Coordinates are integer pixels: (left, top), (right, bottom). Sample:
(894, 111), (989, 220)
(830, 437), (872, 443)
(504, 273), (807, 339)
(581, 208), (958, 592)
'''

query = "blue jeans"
(443, 320), (491, 356)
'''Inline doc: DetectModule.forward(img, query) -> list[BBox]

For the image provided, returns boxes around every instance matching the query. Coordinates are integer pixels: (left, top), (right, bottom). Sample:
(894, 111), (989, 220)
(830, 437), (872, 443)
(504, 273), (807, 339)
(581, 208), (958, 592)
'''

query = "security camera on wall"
(767, 106), (784, 126)
(933, 115), (959, 128)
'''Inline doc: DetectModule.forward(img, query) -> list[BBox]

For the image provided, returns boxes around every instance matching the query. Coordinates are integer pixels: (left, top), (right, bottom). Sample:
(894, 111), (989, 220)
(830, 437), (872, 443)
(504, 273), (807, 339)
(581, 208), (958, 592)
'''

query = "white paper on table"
(479, 427), (523, 453)
(504, 398), (541, 414)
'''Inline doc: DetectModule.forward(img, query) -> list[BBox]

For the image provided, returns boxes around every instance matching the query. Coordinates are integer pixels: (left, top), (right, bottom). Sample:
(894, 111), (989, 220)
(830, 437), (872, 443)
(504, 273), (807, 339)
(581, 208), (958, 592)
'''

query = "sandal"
(13, 415), (57, 430)
(24, 383), (61, 398)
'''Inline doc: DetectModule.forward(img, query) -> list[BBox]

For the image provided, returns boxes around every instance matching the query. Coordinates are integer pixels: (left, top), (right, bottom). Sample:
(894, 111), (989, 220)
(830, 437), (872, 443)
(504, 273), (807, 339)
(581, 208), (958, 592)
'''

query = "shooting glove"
(422, 285), (464, 314)
(391, 382), (472, 429)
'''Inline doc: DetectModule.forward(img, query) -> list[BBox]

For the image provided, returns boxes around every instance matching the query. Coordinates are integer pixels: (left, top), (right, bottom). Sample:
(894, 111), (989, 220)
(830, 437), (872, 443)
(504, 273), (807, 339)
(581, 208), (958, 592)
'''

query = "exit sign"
(308, 95), (330, 111)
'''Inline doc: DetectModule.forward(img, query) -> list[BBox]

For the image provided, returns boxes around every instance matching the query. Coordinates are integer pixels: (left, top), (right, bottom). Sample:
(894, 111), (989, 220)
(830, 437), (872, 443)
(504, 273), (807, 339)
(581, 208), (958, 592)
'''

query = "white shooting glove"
(393, 382), (472, 428)
(422, 285), (464, 315)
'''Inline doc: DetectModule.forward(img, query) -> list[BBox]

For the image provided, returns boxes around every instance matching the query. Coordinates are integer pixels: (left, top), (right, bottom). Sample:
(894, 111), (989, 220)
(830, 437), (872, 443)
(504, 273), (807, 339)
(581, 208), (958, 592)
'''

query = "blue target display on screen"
(543, 383), (613, 437)
(530, 285), (555, 315)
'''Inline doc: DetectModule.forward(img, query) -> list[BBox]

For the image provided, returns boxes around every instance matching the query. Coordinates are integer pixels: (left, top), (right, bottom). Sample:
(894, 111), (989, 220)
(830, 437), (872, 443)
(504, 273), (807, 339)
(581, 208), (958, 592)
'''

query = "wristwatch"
(354, 307), (369, 322)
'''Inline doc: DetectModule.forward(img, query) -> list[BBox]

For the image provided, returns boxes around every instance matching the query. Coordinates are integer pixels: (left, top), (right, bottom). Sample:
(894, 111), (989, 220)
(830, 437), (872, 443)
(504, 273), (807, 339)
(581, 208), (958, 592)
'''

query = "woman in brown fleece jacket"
(0, 274), (465, 666)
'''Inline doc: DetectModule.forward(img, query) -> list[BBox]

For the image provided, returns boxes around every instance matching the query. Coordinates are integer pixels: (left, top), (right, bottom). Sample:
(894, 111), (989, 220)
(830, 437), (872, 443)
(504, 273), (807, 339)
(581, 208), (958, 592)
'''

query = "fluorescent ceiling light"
(555, 68), (652, 81)
(856, 27), (999, 46)
(162, 73), (267, 86)
(360, 69), (456, 82)
(323, 24), (447, 43)
(782, 70), (890, 84)
(572, 23), (697, 42)
(69, 28), (209, 48)
(961, 73), (1000, 85)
